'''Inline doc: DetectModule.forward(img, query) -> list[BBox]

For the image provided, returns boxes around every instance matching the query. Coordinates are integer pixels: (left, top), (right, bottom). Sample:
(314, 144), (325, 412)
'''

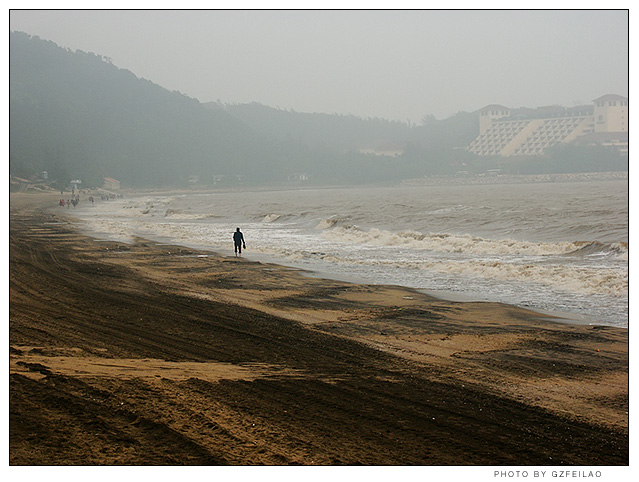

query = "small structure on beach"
(103, 177), (121, 190)
(358, 141), (406, 157)
(287, 172), (310, 182)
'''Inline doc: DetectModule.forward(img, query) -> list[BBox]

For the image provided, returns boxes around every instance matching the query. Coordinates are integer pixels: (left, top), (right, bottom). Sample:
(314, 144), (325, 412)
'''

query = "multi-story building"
(467, 94), (628, 156)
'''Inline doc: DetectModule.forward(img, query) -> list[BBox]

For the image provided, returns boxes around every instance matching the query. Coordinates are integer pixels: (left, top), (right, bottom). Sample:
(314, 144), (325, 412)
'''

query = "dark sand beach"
(9, 192), (628, 465)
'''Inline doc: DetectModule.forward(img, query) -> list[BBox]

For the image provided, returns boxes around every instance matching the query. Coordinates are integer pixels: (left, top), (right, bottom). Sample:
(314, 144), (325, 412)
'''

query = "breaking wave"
(262, 213), (282, 223)
(316, 216), (353, 230)
(319, 225), (627, 259)
(567, 241), (628, 260)
(254, 245), (628, 298)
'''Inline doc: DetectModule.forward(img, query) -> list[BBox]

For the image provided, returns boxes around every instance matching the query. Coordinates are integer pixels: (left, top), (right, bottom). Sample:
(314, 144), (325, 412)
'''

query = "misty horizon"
(8, 9), (629, 123)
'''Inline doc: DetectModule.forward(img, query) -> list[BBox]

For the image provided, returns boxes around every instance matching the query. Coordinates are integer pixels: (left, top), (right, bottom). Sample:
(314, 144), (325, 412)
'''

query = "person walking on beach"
(233, 227), (246, 256)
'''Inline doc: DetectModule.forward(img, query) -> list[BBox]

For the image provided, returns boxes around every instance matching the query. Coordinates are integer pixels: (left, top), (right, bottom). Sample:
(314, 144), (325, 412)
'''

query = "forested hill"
(10, 31), (485, 188)
(10, 31), (266, 187)
(206, 101), (417, 152)
(211, 101), (480, 156)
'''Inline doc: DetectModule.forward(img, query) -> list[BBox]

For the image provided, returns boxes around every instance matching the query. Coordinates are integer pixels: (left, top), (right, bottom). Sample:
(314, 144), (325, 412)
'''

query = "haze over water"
(73, 175), (628, 328)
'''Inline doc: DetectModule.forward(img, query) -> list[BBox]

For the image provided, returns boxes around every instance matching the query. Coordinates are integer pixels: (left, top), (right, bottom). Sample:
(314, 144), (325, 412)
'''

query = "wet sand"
(9, 192), (628, 465)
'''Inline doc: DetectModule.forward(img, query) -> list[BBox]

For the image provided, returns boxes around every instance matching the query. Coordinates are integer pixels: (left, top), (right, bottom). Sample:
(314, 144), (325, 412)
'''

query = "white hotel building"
(466, 94), (628, 157)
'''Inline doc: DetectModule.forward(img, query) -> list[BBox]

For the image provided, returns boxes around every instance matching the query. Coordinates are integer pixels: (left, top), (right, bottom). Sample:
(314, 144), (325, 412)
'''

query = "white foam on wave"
(262, 213), (282, 223)
(320, 225), (584, 256)
(612, 243), (629, 260)
(251, 243), (628, 298)
(427, 259), (628, 298)
(316, 216), (353, 230)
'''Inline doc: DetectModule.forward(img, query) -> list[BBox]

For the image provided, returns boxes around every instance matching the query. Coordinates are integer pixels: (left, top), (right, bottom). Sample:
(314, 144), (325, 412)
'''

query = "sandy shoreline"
(9, 191), (629, 465)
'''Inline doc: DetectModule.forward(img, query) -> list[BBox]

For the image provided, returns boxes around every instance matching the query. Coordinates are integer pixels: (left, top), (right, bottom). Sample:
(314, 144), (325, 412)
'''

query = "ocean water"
(72, 177), (628, 327)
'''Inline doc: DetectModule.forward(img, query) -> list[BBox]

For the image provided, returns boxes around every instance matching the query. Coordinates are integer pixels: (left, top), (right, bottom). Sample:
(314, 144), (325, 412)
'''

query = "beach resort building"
(466, 94), (628, 157)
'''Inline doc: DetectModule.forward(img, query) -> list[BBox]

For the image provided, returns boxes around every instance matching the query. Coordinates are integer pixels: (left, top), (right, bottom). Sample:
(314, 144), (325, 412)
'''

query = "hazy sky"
(9, 9), (629, 122)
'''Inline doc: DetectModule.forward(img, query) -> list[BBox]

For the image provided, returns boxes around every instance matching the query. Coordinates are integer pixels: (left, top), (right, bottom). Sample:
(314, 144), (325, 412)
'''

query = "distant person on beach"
(233, 228), (246, 256)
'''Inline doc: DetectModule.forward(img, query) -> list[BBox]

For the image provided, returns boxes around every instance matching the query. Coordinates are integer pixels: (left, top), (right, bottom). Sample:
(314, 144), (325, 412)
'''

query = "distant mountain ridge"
(205, 101), (418, 152)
